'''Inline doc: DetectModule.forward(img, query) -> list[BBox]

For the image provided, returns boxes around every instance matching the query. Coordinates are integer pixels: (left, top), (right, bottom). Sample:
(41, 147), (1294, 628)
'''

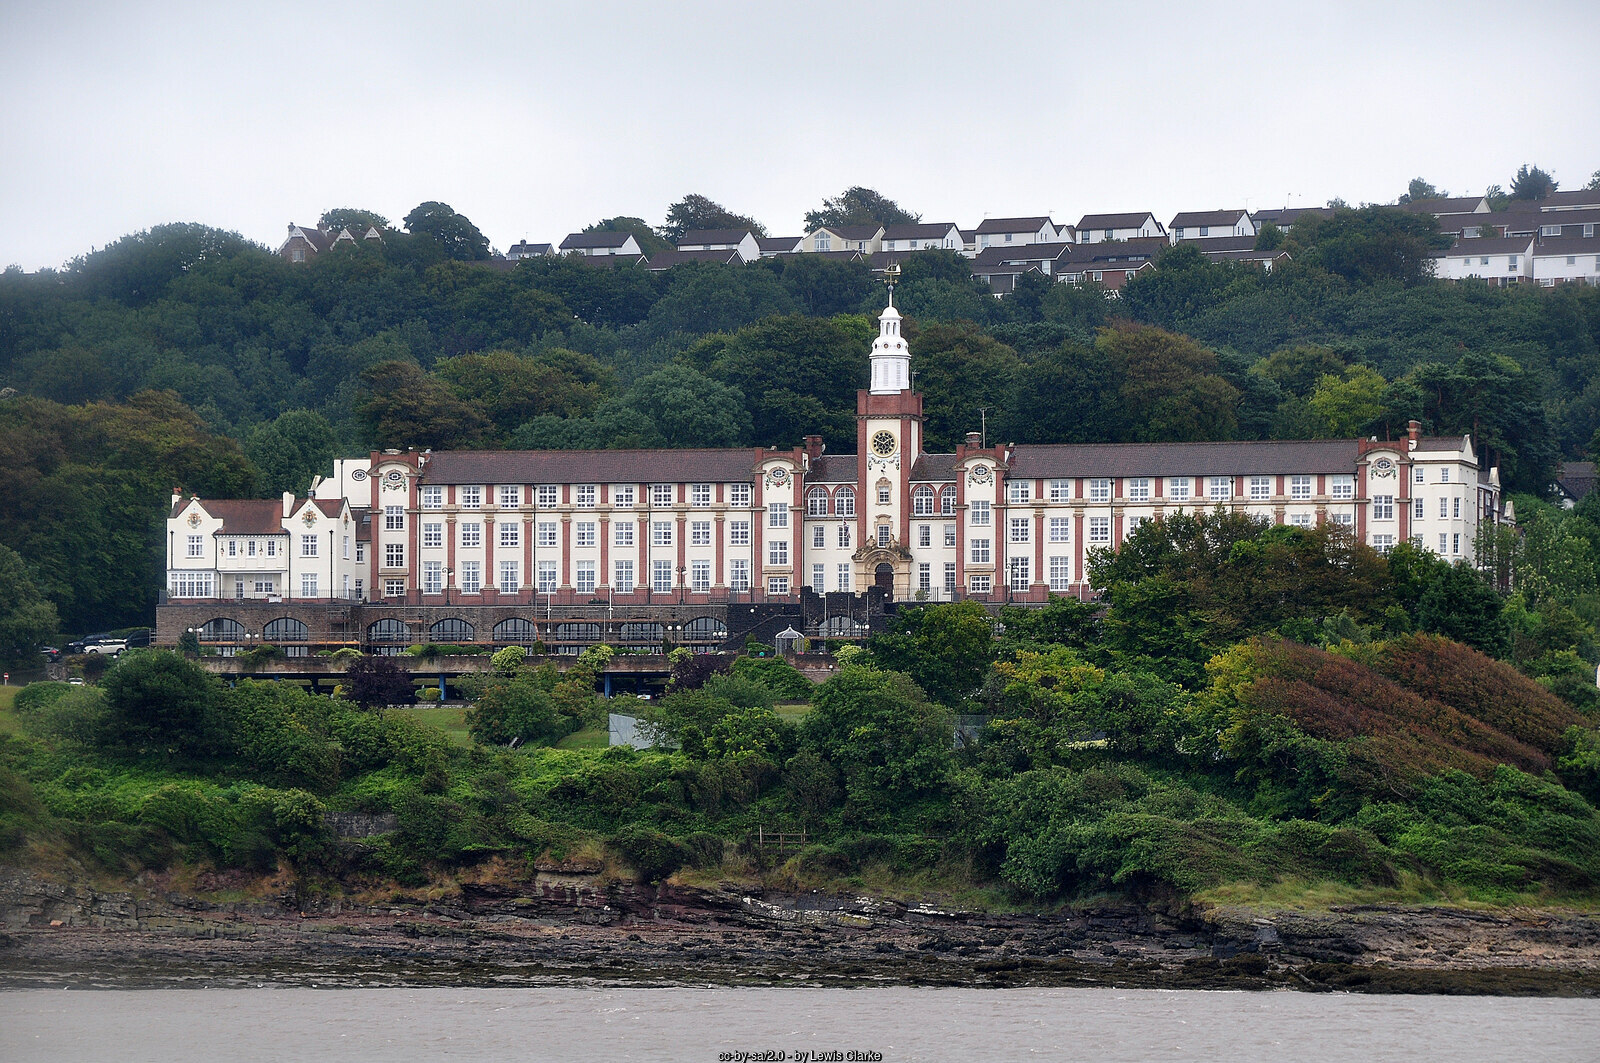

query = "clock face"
(871, 430), (897, 457)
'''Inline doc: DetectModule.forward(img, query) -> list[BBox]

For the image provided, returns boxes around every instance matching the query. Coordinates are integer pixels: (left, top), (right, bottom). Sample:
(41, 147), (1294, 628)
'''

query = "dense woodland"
(2, 192), (1599, 641)
(3, 187), (1600, 903)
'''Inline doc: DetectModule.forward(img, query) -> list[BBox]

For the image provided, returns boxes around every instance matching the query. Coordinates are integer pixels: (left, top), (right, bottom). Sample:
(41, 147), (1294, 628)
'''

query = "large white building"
(162, 290), (1506, 653)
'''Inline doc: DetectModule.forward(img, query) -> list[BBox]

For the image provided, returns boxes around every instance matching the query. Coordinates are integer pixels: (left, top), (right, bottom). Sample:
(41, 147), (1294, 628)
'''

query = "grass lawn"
(775, 700), (811, 724)
(395, 704), (473, 746)
(0, 684), (19, 734)
(556, 728), (609, 750)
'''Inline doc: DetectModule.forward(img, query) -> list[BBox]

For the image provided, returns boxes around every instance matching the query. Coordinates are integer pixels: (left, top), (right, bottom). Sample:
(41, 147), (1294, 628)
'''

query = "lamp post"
(444, 566), (453, 606)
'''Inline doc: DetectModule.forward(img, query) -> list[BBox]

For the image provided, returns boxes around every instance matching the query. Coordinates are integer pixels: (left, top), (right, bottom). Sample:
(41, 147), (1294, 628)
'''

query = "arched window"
(806, 486), (830, 517)
(197, 618), (244, 641)
(912, 485), (935, 515)
(429, 618), (475, 643)
(835, 486), (856, 517)
(683, 617), (728, 642)
(262, 617), (308, 642)
(619, 621), (664, 643)
(820, 616), (869, 638)
(366, 618), (410, 642)
(493, 618), (539, 643)
(939, 486), (957, 515)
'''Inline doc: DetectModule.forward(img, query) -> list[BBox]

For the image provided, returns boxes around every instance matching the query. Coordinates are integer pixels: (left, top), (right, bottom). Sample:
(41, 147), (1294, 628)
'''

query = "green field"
(0, 685), (19, 734)
(392, 704), (472, 746)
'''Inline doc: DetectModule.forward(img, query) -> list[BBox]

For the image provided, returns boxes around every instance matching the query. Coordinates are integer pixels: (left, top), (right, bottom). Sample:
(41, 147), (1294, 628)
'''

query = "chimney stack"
(1408, 420), (1421, 449)
(804, 434), (824, 460)
(965, 431), (982, 448)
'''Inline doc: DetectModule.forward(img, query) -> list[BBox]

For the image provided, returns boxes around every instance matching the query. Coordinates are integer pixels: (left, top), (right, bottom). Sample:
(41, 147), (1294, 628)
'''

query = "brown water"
(2, 986), (1596, 1062)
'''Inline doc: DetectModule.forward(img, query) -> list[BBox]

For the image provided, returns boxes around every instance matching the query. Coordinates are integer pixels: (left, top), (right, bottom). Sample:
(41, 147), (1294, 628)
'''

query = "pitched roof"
(1539, 189), (1600, 211)
(909, 453), (959, 482)
(1077, 212), (1160, 231)
(559, 231), (636, 249)
(1532, 235), (1600, 257)
(420, 448), (760, 485)
(1438, 235), (1535, 257)
(817, 224), (883, 241)
(1185, 235), (1259, 253)
(805, 455), (859, 483)
(199, 499), (290, 535)
(1170, 209), (1249, 229)
(1204, 249), (1292, 264)
(644, 248), (743, 269)
(758, 236), (803, 252)
(678, 229), (757, 245)
(1400, 196), (1489, 216)
(1252, 207), (1334, 227)
(971, 241), (1076, 266)
(882, 222), (960, 240)
(1555, 461), (1596, 501)
(1080, 237), (1169, 263)
(1006, 439), (1361, 479)
(507, 241), (554, 255)
(974, 217), (1052, 235)
(283, 224), (333, 252)
(1411, 435), (1473, 454)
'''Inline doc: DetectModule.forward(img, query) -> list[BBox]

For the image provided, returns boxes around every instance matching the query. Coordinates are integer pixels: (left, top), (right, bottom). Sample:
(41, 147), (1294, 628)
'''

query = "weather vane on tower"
(882, 262), (900, 306)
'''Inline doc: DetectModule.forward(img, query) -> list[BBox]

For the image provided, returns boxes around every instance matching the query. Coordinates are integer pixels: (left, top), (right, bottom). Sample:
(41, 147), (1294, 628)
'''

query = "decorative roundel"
(350, 468), (368, 481)
(301, 509), (318, 526)
(385, 470), (404, 482)
(768, 467), (789, 485)
(186, 512), (202, 528)
(871, 430), (897, 457)
(1373, 457), (1394, 474)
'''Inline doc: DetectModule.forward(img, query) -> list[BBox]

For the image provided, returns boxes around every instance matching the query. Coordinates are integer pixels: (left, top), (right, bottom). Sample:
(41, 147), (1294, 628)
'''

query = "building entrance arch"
(874, 563), (895, 596)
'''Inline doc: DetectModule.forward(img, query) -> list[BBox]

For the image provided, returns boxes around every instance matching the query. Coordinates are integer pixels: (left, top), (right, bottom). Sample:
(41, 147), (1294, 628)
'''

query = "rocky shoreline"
(3, 868), (1599, 995)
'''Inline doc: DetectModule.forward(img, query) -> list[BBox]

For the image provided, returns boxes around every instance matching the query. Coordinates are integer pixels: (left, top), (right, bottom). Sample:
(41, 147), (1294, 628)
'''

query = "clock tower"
(854, 269), (924, 596)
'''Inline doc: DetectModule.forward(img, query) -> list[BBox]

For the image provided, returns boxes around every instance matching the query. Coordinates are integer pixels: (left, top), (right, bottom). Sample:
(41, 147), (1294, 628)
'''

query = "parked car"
(40, 646), (62, 662)
(67, 677), (85, 686)
(82, 638), (127, 656)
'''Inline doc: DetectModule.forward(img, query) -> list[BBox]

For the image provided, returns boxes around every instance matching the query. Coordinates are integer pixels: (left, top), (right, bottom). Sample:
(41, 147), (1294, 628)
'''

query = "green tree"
(804, 187), (919, 230)
(1510, 164), (1558, 202)
(244, 409), (339, 497)
(658, 193), (766, 241)
(620, 365), (751, 447)
(318, 208), (389, 232)
(69, 223), (263, 305)
(867, 601), (996, 707)
(1289, 205), (1449, 286)
(99, 650), (226, 759)
(584, 216), (671, 256)
(1307, 365), (1388, 437)
(908, 323), (1024, 450)
(1098, 323), (1240, 442)
(403, 201), (491, 261)
(0, 545), (58, 668)
(1399, 178), (1443, 204)
(465, 675), (570, 746)
(1415, 563), (1511, 658)
(1406, 352), (1558, 494)
(356, 361), (489, 450)
(999, 340), (1126, 444)
(801, 666), (952, 812)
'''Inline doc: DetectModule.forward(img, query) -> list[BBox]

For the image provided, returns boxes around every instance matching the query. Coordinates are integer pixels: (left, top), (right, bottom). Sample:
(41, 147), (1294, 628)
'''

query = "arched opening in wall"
(683, 616), (728, 644)
(551, 622), (600, 655)
(263, 617), (310, 657)
(820, 615), (869, 639)
(196, 617), (245, 656)
(493, 618), (540, 644)
(366, 618), (411, 654)
(619, 621), (663, 646)
(428, 618), (475, 644)
(874, 563), (895, 596)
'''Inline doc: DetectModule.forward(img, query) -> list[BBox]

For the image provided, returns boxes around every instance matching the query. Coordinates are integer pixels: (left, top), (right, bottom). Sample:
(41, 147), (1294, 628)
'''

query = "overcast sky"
(3, 0), (1597, 270)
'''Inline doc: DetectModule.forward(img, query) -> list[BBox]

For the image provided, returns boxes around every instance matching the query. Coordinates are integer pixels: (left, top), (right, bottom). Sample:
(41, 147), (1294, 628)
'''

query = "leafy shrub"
(730, 655), (814, 700)
(609, 825), (690, 882)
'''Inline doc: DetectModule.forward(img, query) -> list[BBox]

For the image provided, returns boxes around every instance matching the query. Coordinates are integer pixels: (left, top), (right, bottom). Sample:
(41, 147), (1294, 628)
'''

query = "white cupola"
(869, 286), (911, 395)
